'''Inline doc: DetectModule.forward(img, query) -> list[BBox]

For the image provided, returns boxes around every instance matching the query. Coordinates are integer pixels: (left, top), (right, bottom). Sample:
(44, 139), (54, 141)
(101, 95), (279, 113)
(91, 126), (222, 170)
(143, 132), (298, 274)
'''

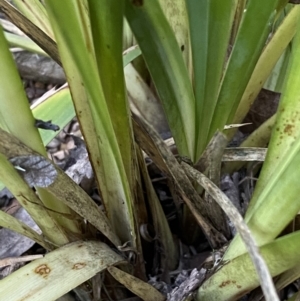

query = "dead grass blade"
(0, 0), (60, 64)
(181, 163), (279, 301)
(108, 266), (165, 301)
(0, 128), (120, 247)
(222, 147), (267, 162)
(132, 114), (226, 249)
(195, 131), (230, 238)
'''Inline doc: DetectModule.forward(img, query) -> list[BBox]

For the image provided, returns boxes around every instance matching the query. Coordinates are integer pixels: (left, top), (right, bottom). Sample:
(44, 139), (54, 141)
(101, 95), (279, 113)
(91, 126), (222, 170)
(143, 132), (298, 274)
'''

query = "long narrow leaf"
(108, 266), (165, 301)
(182, 162), (278, 301)
(198, 231), (300, 301)
(13, 0), (54, 39)
(89, 0), (134, 186)
(44, 0), (136, 246)
(209, 0), (279, 140)
(0, 153), (69, 246)
(224, 131), (300, 259)
(0, 241), (123, 301)
(246, 19), (300, 218)
(228, 5), (300, 141)
(0, 210), (50, 250)
(186, 0), (237, 157)
(0, 0), (60, 64)
(0, 128), (121, 247)
(0, 26), (44, 151)
(125, 0), (196, 160)
(0, 24), (78, 240)
(158, 0), (191, 72)
(4, 32), (48, 56)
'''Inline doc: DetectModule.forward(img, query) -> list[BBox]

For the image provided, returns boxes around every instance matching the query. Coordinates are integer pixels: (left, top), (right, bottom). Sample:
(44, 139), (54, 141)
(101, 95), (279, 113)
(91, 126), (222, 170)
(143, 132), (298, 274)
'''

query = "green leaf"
(123, 45), (141, 67)
(225, 127), (300, 259)
(209, 0), (279, 140)
(4, 32), (48, 56)
(0, 208), (50, 250)
(0, 24), (77, 239)
(246, 19), (300, 220)
(186, 0), (237, 157)
(225, 21), (300, 260)
(197, 231), (300, 301)
(263, 46), (291, 93)
(32, 85), (75, 146)
(158, 0), (191, 72)
(0, 241), (122, 301)
(0, 25), (44, 153)
(13, 0), (54, 39)
(125, 0), (196, 160)
(0, 152), (69, 246)
(0, 0), (60, 64)
(228, 5), (300, 141)
(89, 0), (133, 184)
(44, 0), (136, 245)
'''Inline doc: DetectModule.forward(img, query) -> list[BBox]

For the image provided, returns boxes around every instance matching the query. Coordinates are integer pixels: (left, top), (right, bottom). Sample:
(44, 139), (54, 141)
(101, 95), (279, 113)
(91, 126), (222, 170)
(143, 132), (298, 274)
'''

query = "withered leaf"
(9, 155), (57, 187)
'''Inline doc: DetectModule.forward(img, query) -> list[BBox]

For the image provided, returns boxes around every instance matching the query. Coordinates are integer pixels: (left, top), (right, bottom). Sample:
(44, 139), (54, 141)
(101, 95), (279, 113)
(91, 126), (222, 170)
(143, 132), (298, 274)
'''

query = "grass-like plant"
(1, 0), (300, 300)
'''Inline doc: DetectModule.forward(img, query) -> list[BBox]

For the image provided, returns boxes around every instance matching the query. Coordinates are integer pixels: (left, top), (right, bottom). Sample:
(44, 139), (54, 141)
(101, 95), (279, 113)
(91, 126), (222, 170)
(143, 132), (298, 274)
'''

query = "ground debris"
(167, 268), (206, 301)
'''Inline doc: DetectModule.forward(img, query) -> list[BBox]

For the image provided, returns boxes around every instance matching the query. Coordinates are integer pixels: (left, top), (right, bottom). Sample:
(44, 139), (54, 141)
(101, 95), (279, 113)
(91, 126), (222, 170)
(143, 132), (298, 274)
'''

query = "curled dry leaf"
(9, 155), (57, 187)
(0, 128), (120, 247)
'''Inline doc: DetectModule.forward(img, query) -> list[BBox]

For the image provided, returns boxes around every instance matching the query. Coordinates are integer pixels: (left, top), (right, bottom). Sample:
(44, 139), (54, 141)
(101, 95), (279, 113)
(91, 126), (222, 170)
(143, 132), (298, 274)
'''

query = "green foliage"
(125, 0), (196, 160)
(1, 0), (300, 300)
